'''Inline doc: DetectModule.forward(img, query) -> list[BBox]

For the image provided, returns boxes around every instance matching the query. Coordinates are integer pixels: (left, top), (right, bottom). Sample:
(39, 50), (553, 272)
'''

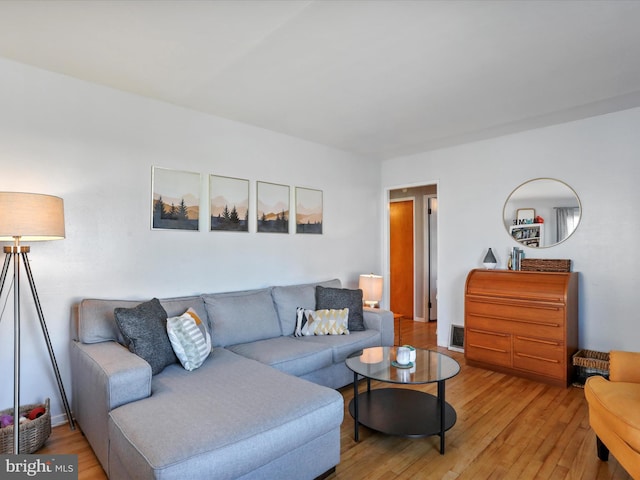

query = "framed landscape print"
(257, 181), (289, 234)
(295, 187), (323, 234)
(210, 175), (249, 232)
(151, 166), (200, 231)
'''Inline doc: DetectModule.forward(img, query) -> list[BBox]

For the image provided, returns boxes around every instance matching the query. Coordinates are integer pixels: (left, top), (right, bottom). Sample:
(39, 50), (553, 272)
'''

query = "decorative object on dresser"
(464, 269), (578, 387)
(508, 246), (524, 271)
(520, 258), (571, 272)
(482, 248), (497, 269)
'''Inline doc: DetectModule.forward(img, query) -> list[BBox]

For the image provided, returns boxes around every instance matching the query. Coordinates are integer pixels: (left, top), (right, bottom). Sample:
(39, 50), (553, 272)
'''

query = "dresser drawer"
(466, 328), (511, 368)
(466, 300), (565, 339)
(513, 335), (565, 379)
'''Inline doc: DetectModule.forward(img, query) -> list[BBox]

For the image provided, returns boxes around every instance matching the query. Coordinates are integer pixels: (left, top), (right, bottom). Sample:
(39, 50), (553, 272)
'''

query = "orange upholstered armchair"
(584, 350), (640, 479)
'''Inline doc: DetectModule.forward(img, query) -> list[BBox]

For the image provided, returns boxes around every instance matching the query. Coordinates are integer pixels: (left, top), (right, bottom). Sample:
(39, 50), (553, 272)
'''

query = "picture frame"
(151, 166), (200, 231)
(209, 175), (249, 232)
(257, 181), (290, 234)
(295, 187), (323, 234)
(516, 208), (535, 225)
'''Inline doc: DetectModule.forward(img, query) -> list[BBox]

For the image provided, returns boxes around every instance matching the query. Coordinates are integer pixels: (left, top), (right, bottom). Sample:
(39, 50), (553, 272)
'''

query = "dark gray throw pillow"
(315, 286), (365, 331)
(114, 298), (177, 375)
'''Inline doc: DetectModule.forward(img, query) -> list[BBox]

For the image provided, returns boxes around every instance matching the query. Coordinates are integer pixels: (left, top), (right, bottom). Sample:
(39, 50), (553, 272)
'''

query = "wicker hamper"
(0, 398), (51, 454)
(572, 350), (609, 387)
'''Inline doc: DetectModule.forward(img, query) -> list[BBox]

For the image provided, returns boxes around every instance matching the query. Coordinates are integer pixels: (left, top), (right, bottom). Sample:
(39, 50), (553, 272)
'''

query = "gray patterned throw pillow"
(315, 286), (365, 331)
(114, 298), (177, 375)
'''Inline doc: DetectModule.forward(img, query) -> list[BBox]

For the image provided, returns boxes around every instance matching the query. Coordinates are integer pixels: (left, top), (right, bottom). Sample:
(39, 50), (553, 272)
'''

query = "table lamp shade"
(0, 192), (65, 241)
(359, 274), (383, 305)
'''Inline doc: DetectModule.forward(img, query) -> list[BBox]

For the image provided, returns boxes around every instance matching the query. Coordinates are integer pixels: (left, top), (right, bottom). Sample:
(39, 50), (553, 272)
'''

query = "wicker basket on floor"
(0, 398), (51, 454)
(572, 350), (609, 387)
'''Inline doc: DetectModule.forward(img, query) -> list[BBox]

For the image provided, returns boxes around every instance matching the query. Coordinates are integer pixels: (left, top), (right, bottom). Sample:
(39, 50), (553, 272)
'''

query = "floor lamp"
(0, 192), (75, 454)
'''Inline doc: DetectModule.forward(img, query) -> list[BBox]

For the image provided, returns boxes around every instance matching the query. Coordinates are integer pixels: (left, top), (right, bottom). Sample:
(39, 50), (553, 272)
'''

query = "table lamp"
(0, 192), (74, 454)
(359, 273), (383, 308)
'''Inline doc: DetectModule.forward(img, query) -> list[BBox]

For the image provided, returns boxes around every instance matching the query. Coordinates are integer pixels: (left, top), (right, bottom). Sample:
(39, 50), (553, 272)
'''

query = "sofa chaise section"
(108, 349), (343, 480)
(71, 295), (206, 470)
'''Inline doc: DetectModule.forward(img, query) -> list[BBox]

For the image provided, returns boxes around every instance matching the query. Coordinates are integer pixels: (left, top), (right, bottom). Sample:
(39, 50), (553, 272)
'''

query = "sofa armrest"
(610, 350), (640, 383)
(363, 307), (394, 346)
(70, 340), (152, 470)
(72, 340), (152, 410)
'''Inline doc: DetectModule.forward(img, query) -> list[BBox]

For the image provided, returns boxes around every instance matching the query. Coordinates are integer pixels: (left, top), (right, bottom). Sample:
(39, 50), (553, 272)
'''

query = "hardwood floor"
(40, 321), (631, 479)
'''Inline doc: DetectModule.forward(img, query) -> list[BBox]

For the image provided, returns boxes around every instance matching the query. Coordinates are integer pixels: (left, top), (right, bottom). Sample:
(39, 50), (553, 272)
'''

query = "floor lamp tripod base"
(1, 245), (75, 454)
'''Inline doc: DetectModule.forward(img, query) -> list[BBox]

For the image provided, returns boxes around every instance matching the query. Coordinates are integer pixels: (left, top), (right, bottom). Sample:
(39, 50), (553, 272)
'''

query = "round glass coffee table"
(345, 346), (460, 454)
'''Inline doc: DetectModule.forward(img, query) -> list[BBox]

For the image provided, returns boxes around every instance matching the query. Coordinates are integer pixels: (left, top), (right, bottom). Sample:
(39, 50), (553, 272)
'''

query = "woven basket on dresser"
(520, 258), (571, 272)
(0, 398), (51, 454)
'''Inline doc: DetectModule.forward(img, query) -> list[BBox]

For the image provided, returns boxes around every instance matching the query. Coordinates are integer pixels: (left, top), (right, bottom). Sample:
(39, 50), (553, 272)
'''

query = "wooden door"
(390, 200), (414, 318)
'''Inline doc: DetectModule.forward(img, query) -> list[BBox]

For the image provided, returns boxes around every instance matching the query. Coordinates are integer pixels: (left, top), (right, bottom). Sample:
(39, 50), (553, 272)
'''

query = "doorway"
(388, 185), (438, 323)
(389, 199), (414, 318)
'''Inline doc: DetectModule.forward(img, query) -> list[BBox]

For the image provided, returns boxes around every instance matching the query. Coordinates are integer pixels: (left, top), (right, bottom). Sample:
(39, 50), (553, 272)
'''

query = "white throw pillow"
(295, 307), (349, 336)
(166, 308), (212, 371)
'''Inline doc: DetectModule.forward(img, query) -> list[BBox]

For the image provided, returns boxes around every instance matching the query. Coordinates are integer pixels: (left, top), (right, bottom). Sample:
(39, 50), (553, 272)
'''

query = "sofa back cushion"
(77, 296), (207, 345)
(272, 279), (341, 336)
(202, 288), (281, 347)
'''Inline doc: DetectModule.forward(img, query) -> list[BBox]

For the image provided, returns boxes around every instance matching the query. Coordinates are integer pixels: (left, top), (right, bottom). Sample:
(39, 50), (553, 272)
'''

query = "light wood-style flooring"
(40, 320), (631, 479)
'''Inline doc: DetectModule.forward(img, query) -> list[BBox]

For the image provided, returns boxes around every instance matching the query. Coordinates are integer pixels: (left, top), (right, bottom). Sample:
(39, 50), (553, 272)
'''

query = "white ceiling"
(2, 0), (640, 160)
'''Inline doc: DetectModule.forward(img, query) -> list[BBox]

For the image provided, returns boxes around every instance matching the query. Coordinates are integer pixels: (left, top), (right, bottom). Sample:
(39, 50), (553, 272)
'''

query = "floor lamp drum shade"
(0, 192), (65, 241)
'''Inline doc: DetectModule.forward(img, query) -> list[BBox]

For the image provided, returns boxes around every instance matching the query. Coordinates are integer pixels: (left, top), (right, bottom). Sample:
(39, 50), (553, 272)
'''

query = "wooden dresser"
(464, 269), (578, 387)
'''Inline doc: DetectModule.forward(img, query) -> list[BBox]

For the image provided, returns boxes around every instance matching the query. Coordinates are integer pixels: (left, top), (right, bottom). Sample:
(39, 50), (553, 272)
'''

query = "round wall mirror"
(503, 178), (581, 248)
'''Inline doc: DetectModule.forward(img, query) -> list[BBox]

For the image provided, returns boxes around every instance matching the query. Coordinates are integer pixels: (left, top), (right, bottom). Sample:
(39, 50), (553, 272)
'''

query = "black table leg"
(438, 379), (445, 454)
(353, 371), (359, 441)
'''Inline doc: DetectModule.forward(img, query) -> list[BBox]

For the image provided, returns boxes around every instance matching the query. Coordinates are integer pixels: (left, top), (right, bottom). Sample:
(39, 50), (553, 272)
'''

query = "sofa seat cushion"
(108, 348), (343, 480)
(585, 376), (640, 453)
(202, 288), (281, 347)
(227, 337), (334, 377)
(299, 329), (381, 363)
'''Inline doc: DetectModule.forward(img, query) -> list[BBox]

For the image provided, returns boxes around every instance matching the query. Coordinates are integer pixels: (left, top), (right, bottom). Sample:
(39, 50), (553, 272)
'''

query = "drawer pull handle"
(516, 336), (561, 346)
(516, 352), (559, 364)
(468, 328), (508, 337)
(470, 344), (508, 354)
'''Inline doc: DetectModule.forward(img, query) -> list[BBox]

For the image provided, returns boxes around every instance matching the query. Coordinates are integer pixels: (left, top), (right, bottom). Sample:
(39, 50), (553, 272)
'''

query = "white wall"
(382, 107), (640, 353)
(0, 58), (382, 423)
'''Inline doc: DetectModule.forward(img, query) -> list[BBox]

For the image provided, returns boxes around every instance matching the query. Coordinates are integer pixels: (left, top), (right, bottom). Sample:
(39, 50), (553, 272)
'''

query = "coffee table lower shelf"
(348, 388), (457, 450)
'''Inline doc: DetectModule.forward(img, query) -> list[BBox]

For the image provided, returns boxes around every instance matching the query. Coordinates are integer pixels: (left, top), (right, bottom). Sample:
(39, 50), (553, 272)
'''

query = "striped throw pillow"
(166, 308), (212, 371)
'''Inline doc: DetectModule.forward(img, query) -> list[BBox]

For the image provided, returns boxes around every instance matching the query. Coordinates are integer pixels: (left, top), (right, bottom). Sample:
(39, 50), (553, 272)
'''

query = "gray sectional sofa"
(70, 279), (394, 479)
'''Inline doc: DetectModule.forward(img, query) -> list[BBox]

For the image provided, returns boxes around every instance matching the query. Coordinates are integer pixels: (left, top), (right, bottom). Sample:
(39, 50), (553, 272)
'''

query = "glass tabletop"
(346, 346), (460, 385)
